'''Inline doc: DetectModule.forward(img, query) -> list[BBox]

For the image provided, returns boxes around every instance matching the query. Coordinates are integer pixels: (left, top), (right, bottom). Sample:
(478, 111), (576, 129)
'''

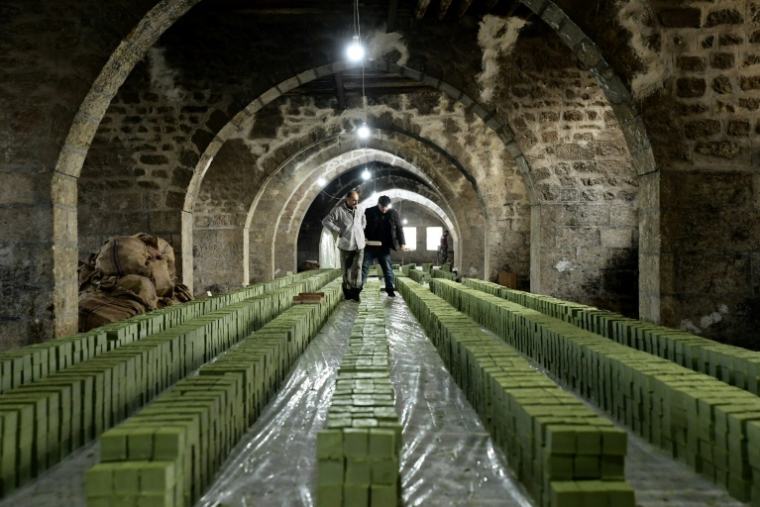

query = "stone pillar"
(638, 170), (661, 324)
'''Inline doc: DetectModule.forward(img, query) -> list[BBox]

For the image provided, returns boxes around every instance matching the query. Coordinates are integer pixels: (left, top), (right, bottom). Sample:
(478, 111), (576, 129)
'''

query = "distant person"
(440, 230), (449, 265)
(362, 195), (405, 297)
(322, 191), (365, 302)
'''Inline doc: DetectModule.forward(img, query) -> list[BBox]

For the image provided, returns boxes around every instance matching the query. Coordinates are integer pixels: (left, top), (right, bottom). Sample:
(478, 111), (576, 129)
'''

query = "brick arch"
(241, 132), (492, 286)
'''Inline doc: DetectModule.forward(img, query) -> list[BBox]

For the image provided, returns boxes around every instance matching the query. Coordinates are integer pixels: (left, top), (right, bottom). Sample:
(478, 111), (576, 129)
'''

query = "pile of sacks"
(78, 233), (193, 332)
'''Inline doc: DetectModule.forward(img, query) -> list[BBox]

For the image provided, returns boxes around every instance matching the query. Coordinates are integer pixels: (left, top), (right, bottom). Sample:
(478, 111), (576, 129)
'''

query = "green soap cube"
(600, 456), (625, 480)
(317, 459), (344, 485)
(370, 483), (398, 507)
(113, 495), (138, 507)
(369, 429), (395, 459)
(606, 481), (636, 506)
(545, 455), (574, 480)
(550, 481), (583, 507)
(602, 429), (627, 456)
(138, 491), (174, 507)
(114, 463), (140, 494)
(578, 481), (608, 507)
(345, 458), (371, 485)
(576, 428), (601, 455)
(85, 497), (112, 507)
(316, 484), (343, 507)
(343, 484), (368, 507)
(141, 461), (176, 492)
(573, 456), (600, 479)
(100, 429), (129, 462)
(317, 430), (343, 460)
(546, 426), (576, 454)
(371, 459), (398, 485)
(85, 464), (114, 496)
(343, 429), (368, 458)
(128, 428), (154, 461)
(153, 427), (185, 460)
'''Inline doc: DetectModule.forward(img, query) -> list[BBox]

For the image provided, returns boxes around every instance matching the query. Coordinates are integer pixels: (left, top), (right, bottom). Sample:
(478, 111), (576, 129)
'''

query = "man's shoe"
(353, 295), (361, 303)
(385, 288), (396, 297)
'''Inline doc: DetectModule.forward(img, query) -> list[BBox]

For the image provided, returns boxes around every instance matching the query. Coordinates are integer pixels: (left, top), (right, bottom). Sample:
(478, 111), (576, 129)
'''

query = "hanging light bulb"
(361, 168), (371, 180)
(317, 177), (327, 187)
(346, 35), (365, 62)
(403, 219), (408, 225)
(357, 123), (370, 139)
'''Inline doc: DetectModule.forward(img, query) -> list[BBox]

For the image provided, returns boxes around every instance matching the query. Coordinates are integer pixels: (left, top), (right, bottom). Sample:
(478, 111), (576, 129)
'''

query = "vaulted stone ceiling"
(3, 0), (760, 350)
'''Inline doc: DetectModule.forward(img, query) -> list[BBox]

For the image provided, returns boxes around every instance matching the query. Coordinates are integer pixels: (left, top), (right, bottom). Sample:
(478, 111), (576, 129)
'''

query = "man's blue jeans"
(361, 247), (394, 289)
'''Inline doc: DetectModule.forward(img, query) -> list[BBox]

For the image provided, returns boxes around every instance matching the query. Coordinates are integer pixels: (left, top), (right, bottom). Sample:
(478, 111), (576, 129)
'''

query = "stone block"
(0, 172), (36, 205)
(676, 78), (706, 98)
(601, 228), (633, 249)
(705, 9), (743, 27)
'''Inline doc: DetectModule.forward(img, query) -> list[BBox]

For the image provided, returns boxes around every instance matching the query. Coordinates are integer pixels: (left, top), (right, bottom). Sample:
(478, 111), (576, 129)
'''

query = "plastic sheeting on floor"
(199, 283), (532, 507)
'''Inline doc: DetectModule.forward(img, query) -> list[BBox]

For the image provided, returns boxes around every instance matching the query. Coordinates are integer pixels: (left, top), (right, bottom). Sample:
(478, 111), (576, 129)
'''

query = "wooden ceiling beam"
(416, 0), (431, 19)
(438, 0), (454, 19)
(387, 0), (399, 32)
(458, 0), (475, 18)
(334, 72), (347, 110)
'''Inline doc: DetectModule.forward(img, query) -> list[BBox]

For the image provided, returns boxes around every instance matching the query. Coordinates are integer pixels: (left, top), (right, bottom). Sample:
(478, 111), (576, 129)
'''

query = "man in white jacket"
(322, 191), (366, 302)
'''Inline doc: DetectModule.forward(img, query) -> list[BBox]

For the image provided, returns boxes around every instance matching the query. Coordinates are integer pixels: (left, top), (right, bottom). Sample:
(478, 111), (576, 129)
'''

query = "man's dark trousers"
(361, 247), (394, 290)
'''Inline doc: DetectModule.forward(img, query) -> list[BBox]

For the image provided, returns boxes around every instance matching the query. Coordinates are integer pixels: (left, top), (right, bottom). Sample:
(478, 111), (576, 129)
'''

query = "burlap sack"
(173, 283), (193, 303)
(114, 275), (159, 311)
(133, 233), (176, 279)
(95, 236), (152, 278)
(78, 291), (146, 332)
(149, 258), (174, 298)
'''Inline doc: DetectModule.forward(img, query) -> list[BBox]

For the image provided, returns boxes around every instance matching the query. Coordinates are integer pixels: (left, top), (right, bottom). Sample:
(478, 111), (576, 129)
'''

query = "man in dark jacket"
(361, 195), (406, 296)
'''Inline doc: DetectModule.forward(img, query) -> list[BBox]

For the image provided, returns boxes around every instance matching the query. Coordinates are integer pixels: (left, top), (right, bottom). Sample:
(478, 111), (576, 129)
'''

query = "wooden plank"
(458, 0), (475, 17)
(387, 0), (399, 32)
(416, 0), (431, 19)
(438, 0), (454, 19)
(333, 72), (347, 110)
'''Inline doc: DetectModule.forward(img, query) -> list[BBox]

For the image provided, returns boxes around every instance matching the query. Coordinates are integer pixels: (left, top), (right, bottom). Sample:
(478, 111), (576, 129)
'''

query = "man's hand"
(400, 244), (406, 251)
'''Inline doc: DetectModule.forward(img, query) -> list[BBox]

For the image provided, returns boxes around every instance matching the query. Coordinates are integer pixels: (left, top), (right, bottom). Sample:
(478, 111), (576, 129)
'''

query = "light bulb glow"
(357, 124), (370, 139)
(346, 36), (365, 62)
(403, 219), (408, 224)
(316, 177), (327, 187)
(361, 169), (371, 180)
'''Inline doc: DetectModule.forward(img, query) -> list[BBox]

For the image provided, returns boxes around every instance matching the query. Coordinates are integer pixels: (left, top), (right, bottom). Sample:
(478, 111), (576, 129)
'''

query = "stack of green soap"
(398, 277), (635, 507)
(317, 284), (402, 507)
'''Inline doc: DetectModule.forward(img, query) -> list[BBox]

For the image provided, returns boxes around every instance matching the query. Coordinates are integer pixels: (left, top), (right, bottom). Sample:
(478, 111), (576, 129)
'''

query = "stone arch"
(356, 189), (458, 243)
(242, 131), (492, 286)
(50, 0), (654, 336)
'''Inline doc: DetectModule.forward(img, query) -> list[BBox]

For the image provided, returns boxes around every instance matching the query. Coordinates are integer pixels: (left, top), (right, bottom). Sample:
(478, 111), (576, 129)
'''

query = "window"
(403, 227), (417, 251)
(426, 226), (443, 251)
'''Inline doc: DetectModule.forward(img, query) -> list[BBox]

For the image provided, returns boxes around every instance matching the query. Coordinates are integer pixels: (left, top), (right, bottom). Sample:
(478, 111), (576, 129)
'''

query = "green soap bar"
(113, 494), (138, 507)
(343, 484), (368, 507)
(369, 429), (396, 459)
(317, 430), (343, 460)
(138, 492), (174, 507)
(100, 429), (129, 462)
(316, 484), (343, 507)
(370, 483), (398, 507)
(573, 456), (601, 479)
(600, 456), (625, 480)
(343, 428), (369, 458)
(127, 427), (154, 461)
(575, 428), (601, 455)
(345, 458), (371, 485)
(577, 480), (608, 507)
(153, 427), (186, 460)
(606, 481), (636, 506)
(85, 464), (114, 496)
(545, 425), (576, 454)
(317, 459), (344, 485)
(550, 481), (583, 507)
(85, 497), (111, 507)
(545, 455), (574, 480)
(371, 458), (398, 485)
(113, 462), (140, 494)
(141, 461), (177, 492)
(602, 429), (627, 456)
